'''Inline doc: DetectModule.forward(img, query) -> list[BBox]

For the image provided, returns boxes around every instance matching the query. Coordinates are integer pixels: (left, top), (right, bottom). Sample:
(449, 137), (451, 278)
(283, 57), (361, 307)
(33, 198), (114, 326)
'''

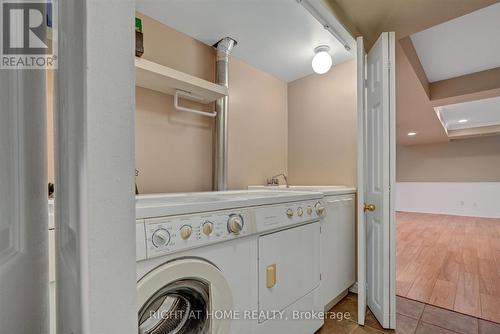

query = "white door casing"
(359, 32), (396, 329)
(55, 0), (137, 333)
(356, 36), (367, 326)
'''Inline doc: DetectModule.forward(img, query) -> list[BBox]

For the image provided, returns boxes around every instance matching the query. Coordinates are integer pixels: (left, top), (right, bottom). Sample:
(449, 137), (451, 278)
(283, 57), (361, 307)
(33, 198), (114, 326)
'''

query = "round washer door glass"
(137, 258), (233, 334)
(138, 279), (209, 334)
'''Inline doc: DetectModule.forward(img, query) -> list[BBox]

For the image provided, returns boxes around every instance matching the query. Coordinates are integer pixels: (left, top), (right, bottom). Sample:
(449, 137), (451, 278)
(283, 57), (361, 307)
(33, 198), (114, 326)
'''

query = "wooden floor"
(396, 212), (500, 324)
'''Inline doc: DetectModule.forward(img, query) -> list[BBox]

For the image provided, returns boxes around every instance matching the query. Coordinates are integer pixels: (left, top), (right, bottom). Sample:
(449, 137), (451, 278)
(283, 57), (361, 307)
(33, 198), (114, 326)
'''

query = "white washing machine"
(136, 200), (257, 334)
(135, 190), (326, 334)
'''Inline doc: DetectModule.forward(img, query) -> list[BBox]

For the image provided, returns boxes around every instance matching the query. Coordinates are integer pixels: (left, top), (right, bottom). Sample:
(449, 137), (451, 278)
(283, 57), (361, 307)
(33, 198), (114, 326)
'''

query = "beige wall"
(227, 59), (288, 190)
(397, 136), (500, 182)
(287, 59), (358, 187)
(135, 13), (287, 193)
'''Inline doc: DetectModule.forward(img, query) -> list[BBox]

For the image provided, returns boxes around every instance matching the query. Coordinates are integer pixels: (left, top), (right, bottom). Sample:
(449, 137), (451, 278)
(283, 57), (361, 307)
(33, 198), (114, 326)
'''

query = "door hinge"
(364, 79), (368, 88)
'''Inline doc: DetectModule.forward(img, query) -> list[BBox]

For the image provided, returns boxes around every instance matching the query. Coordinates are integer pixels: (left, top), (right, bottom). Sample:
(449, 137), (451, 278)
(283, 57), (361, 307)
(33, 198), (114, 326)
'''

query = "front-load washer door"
(137, 258), (233, 334)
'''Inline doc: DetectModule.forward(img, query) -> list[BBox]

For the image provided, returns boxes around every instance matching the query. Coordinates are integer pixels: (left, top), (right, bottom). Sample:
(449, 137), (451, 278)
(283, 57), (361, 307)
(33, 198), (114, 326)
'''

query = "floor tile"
(454, 272), (481, 318)
(351, 325), (390, 333)
(331, 294), (359, 322)
(480, 293), (500, 324)
(396, 296), (425, 320)
(415, 322), (458, 334)
(364, 309), (387, 332)
(478, 259), (499, 297)
(478, 319), (500, 334)
(438, 251), (460, 283)
(395, 314), (418, 334)
(315, 318), (358, 334)
(421, 304), (478, 334)
(429, 279), (456, 310)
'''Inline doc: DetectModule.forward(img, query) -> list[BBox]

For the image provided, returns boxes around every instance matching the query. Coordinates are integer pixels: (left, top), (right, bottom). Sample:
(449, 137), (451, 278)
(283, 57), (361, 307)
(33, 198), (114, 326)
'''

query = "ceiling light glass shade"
(407, 132), (417, 136)
(312, 46), (332, 74)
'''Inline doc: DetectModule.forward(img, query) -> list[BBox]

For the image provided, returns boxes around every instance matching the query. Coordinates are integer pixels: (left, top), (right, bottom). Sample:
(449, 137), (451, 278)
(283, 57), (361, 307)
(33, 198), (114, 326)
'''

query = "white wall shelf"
(135, 57), (227, 104)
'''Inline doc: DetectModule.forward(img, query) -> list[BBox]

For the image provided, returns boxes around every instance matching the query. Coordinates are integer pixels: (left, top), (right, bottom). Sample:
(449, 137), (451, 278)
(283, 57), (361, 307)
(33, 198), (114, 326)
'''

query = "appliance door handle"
(266, 264), (276, 288)
(326, 199), (342, 204)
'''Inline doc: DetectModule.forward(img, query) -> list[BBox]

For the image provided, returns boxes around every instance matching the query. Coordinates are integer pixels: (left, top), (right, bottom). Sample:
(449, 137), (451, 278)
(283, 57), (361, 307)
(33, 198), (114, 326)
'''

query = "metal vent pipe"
(213, 37), (236, 191)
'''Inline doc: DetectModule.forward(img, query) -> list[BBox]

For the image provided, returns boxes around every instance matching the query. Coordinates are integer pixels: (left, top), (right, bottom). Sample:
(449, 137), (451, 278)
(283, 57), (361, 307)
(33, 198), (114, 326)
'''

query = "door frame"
(356, 36), (367, 326)
(388, 31), (396, 330)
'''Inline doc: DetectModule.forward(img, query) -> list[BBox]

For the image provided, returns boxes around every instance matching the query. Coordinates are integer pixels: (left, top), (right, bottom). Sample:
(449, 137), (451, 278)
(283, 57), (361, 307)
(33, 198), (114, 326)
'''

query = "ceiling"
(136, 0), (354, 82)
(395, 42), (448, 145)
(329, 0), (500, 145)
(411, 3), (500, 82)
(437, 96), (500, 131)
(327, 0), (499, 49)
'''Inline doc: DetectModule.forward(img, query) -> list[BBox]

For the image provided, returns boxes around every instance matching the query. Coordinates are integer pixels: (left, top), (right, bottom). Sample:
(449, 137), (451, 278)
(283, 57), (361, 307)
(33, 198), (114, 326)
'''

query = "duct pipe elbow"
(215, 37), (237, 62)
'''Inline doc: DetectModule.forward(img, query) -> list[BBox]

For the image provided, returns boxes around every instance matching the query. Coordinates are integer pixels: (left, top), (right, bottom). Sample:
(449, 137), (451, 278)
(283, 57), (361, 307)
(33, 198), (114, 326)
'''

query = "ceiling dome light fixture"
(312, 45), (332, 74)
(458, 119), (468, 123)
(407, 132), (417, 136)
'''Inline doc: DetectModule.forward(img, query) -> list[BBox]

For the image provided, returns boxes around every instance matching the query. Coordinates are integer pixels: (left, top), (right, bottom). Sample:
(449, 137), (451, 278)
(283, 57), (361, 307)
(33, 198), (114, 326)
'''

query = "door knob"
(364, 203), (376, 212)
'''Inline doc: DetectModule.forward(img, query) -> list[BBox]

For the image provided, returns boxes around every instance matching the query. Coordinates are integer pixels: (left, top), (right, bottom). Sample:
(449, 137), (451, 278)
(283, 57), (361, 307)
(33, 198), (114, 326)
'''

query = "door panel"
(258, 222), (320, 315)
(363, 32), (396, 329)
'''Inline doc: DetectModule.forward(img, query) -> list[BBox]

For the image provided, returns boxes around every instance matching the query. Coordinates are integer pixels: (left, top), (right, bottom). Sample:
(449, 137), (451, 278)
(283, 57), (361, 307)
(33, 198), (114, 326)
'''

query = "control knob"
(202, 221), (214, 236)
(152, 228), (170, 247)
(227, 215), (244, 234)
(179, 225), (192, 240)
(297, 207), (303, 217)
(315, 202), (326, 217)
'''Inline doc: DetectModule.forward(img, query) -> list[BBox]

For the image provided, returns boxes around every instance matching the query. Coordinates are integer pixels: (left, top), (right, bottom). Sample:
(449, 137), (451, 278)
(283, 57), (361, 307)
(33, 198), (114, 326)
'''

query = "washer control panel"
(143, 208), (253, 259)
(254, 200), (325, 233)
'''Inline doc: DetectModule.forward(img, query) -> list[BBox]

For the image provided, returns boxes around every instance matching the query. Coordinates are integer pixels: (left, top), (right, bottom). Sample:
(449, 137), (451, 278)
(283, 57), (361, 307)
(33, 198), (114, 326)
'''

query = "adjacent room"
(394, 2), (500, 325)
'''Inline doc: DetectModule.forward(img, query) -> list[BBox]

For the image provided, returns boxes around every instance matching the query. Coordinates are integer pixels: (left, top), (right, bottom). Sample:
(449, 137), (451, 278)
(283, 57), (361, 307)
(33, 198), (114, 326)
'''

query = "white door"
(357, 32), (396, 329)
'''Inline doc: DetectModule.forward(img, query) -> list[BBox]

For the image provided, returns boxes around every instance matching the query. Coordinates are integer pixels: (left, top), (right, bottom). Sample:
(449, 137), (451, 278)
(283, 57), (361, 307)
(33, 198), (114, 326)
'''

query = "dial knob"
(307, 206), (313, 215)
(315, 202), (326, 217)
(179, 225), (192, 240)
(202, 221), (214, 236)
(297, 207), (303, 217)
(227, 215), (244, 234)
(286, 208), (294, 218)
(152, 228), (170, 247)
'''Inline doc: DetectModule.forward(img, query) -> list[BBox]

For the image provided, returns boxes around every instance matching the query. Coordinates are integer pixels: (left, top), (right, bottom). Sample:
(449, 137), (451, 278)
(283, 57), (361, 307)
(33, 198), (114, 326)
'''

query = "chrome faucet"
(267, 173), (289, 188)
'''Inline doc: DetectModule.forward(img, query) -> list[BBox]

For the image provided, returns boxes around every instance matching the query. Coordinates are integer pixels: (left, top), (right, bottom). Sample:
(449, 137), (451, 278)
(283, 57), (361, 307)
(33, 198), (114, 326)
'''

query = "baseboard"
(396, 182), (500, 218)
(324, 289), (349, 311)
(349, 282), (358, 294)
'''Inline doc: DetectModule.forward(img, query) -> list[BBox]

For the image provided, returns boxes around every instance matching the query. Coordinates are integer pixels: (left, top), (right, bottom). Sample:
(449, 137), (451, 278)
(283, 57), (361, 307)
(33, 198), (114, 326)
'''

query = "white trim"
(55, 1), (137, 332)
(388, 31), (397, 330)
(396, 182), (500, 218)
(355, 36), (367, 326)
(349, 282), (359, 294)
